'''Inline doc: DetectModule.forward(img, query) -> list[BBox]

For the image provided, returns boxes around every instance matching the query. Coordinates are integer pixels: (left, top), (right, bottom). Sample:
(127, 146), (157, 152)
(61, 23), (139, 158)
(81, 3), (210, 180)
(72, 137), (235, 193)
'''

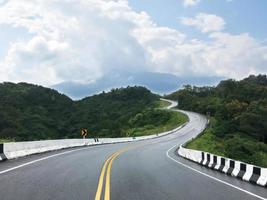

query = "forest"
(0, 83), (186, 141)
(166, 74), (267, 166)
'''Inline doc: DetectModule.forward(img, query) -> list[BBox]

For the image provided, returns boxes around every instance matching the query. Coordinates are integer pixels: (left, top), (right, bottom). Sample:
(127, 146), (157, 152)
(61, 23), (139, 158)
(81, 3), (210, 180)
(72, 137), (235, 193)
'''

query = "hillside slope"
(166, 74), (267, 167)
(0, 83), (187, 141)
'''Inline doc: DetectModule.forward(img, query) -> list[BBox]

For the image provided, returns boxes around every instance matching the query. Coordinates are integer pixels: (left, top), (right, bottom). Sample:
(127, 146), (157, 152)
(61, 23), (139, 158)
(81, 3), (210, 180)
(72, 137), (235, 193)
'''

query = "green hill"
(0, 83), (187, 141)
(166, 74), (267, 167)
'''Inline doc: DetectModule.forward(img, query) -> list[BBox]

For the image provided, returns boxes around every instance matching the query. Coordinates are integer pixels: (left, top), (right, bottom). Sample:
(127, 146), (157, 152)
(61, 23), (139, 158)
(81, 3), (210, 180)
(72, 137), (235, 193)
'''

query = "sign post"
(81, 129), (88, 139)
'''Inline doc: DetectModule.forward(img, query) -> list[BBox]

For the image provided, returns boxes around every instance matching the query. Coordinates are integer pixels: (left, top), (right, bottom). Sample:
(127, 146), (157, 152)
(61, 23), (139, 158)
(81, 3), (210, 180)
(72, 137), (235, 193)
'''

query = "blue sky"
(129, 0), (267, 40)
(0, 0), (266, 87)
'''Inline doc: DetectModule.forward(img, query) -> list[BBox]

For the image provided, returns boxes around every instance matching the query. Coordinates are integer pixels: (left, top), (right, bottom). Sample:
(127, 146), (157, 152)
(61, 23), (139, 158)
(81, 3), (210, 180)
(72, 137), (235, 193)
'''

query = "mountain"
(52, 71), (222, 99)
(0, 82), (75, 141)
(0, 82), (160, 141)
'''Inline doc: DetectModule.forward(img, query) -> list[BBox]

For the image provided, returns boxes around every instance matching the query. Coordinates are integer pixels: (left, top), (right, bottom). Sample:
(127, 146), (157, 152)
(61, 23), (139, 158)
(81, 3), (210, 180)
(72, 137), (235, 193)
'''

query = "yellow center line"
(94, 149), (128, 200)
(104, 149), (127, 200)
(94, 144), (146, 200)
(94, 152), (118, 200)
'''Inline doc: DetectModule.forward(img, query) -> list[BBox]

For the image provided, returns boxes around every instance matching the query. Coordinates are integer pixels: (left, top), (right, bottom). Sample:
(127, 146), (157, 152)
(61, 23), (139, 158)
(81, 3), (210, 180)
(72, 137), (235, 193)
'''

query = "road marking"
(105, 152), (121, 200)
(166, 144), (267, 200)
(0, 147), (92, 175)
(95, 152), (118, 200)
(95, 149), (127, 200)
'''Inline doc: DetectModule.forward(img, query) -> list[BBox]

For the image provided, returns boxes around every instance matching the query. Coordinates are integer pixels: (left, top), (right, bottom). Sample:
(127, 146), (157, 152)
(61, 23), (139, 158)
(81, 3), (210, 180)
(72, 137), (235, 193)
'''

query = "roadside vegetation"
(155, 99), (171, 109)
(0, 139), (13, 143)
(186, 118), (267, 167)
(126, 105), (188, 137)
(167, 75), (267, 167)
(0, 83), (187, 142)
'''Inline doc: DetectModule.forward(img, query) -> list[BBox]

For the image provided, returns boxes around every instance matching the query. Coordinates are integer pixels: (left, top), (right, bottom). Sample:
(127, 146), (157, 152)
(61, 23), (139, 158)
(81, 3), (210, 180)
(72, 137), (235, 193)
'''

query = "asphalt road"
(0, 110), (266, 200)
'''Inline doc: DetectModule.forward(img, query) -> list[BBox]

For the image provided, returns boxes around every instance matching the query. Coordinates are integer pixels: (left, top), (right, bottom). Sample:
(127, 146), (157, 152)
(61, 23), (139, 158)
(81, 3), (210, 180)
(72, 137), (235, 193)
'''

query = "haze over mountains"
(52, 71), (222, 99)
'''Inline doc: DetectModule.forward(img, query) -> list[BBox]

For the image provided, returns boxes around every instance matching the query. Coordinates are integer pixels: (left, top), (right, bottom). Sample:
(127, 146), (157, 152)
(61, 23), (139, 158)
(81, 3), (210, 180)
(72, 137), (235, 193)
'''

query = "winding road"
(0, 102), (266, 200)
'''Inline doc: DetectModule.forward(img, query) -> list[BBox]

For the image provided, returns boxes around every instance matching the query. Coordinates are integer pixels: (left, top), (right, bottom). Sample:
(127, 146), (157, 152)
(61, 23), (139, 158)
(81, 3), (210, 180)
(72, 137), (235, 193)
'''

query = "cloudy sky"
(0, 0), (267, 86)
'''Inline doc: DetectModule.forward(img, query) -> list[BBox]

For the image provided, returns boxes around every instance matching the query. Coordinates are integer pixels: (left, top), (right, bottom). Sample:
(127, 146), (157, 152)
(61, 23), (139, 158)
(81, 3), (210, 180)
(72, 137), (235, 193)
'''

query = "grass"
(126, 99), (188, 137)
(185, 119), (267, 168)
(186, 128), (227, 156)
(127, 109), (188, 137)
(155, 99), (171, 109)
(0, 139), (13, 143)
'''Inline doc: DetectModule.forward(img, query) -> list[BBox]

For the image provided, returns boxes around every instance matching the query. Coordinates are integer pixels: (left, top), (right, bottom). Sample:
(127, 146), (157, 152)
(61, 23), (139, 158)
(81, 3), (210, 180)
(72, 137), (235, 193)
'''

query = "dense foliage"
(0, 83), (166, 141)
(127, 108), (188, 137)
(167, 75), (267, 166)
(70, 86), (159, 138)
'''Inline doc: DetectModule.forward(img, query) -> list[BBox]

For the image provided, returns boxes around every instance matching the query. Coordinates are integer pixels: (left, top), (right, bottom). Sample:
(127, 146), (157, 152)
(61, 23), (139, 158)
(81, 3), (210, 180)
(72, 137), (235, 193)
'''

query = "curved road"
(0, 107), (266, 200)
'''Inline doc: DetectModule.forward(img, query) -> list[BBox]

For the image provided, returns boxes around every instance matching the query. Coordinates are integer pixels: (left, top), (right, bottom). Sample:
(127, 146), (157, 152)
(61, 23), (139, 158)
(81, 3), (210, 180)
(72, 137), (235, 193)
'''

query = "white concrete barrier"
(178, 146), (202, 163)
(0, 99), (187, 161)
(0, 99), (182, 160)
(178, 147), (267, 187)
(4, 139), (95, 159)
(1, 122), (186, 160)
(176, 114), (267, 187)
(257, 168), (267, 186)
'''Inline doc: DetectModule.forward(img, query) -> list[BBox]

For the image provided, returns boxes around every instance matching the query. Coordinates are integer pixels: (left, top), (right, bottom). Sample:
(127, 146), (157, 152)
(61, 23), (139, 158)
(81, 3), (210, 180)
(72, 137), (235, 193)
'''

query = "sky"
(0, 0), (267, 87)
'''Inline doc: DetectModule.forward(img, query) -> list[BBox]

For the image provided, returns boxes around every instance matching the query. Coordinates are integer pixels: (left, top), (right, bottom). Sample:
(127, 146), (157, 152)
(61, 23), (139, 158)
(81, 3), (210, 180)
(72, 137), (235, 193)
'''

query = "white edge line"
(166, 144), (267, 200)
(0, 147), (89, 175)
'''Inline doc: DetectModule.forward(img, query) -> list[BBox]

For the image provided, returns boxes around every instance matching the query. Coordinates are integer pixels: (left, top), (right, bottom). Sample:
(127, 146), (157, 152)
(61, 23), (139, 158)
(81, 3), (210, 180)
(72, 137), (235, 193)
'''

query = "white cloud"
(183, 0), (201, 7)
(205, 32), (267, 78)
(0, 0), (148, 85)
(0, 0), (266, 86)
(181, 13), (226, 33)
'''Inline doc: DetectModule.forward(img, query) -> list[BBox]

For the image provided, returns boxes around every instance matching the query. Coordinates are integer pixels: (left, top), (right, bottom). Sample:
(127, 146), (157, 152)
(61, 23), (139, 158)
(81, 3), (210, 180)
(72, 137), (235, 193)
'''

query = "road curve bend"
(0, 101), (266, 200)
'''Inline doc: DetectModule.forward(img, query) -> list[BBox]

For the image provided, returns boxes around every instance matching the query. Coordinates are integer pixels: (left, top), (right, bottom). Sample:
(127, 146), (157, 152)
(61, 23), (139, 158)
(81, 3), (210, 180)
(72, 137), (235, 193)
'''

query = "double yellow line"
(94, 149), (127, 200)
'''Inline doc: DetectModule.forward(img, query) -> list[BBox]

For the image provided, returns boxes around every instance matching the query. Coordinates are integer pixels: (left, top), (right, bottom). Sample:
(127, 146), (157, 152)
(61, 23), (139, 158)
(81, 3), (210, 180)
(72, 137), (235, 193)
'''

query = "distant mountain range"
(52, 71), (222, 99)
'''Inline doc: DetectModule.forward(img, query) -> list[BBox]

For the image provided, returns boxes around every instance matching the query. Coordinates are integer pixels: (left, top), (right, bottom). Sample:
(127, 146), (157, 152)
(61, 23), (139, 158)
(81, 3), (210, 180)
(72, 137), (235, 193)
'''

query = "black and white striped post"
(178, 146), (267, 187)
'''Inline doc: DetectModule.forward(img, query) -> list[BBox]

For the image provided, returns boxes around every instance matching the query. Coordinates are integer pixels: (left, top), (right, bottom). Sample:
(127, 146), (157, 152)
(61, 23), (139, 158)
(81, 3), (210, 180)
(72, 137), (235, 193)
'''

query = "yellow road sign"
(81, 129), (88, 137)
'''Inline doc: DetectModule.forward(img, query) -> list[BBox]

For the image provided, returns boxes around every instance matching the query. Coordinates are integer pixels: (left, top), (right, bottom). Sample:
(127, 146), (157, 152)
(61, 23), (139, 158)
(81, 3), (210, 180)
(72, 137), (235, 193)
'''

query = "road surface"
(0, 109), (266, 200)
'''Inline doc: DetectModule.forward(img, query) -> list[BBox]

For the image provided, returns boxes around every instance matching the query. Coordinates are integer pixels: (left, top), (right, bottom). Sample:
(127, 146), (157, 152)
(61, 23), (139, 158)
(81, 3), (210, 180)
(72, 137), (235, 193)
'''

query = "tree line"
(0, 83), (164, 141)
(166, 75), (267, 165)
